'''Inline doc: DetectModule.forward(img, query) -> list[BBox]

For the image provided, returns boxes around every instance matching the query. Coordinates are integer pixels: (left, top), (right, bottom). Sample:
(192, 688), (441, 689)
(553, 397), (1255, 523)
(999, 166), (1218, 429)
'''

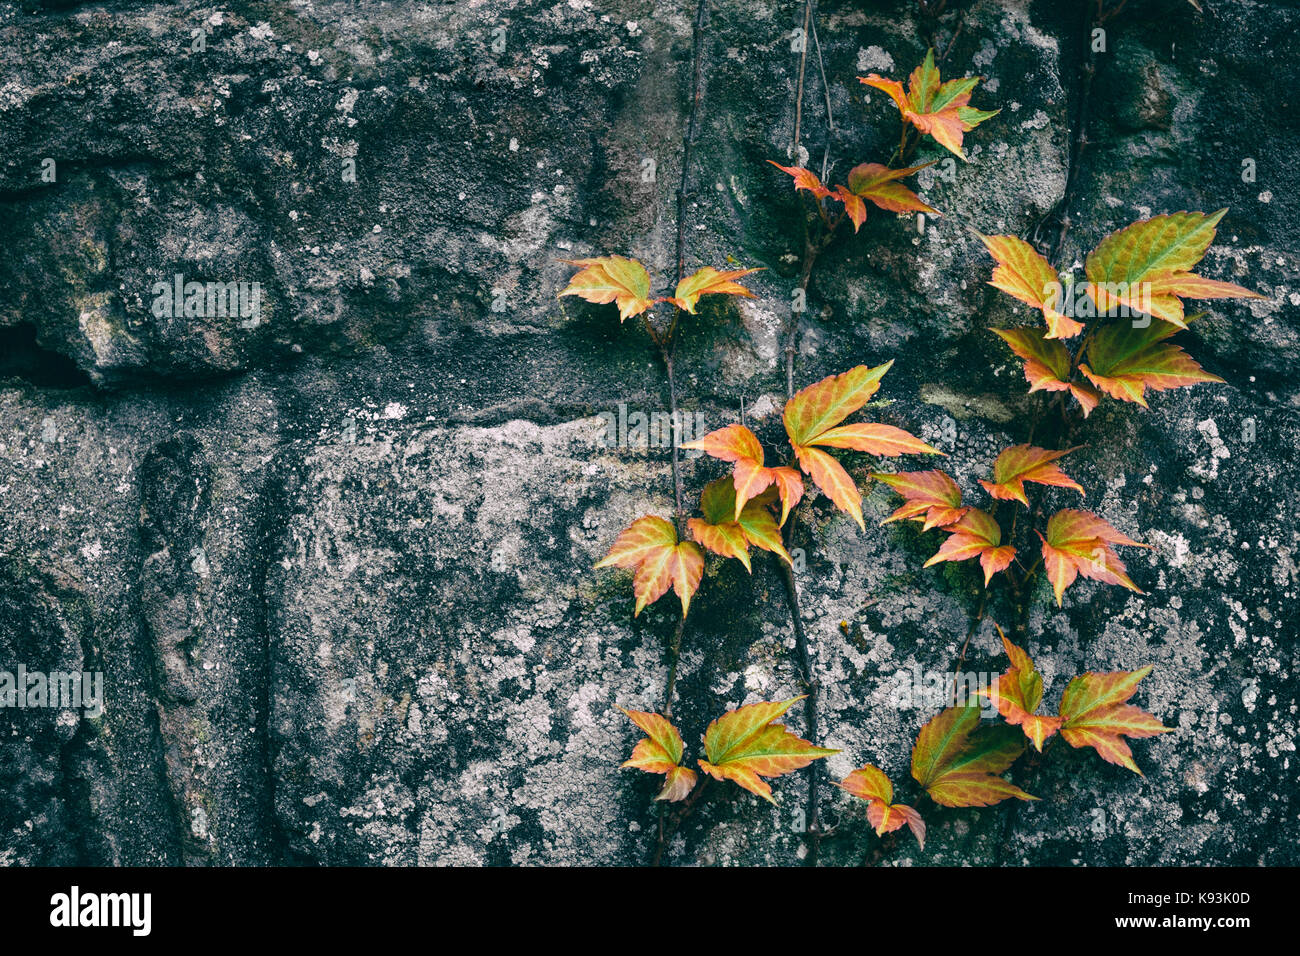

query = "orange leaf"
(767, 160), (833, 200)
(619, 708), (699, 802)
(975, 233), (1082, 338)
(836, 764), (926, 848)
(1039, 508), (1150, 606)
(832, 185), (868, 232)
(1058, 667), (1173, 774)
(978, 444), (1084, 507)
(698, 697), (838, 803)
(867, 800), (926, 848)
(558, 255), (655, 322)
(690, 478), (791, 568)
(872, 469), (968, 531)
(782, 363), (938, 529)
(783, 363), (893, 446)
(768, 466), (805, 527)
(681, 423), (764, 463)
(922, 508), (1016, 586)
(731, 456), (777, 520)
(1084, 210), (1264, 328)
(669, 265), (761, 313)
(794, 443), (864, 531)
(982, 629), (1064, 752)
(846, 161), (939, 215)
(911, 706), (1036, 807)
(992, 327), (1101, 416)
(594, 516), (703, 617)
(688, 517), (751, 572)
(808, 422), (942, 457)
(681, 424), (779, 519)
(861, 50), (998, 160)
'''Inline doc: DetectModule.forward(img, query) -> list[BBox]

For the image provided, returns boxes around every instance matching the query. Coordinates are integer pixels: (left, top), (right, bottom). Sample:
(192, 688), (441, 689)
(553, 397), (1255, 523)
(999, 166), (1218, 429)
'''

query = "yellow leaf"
(975, 233), (1082, 338)
(669, 266), (761, 313)
(911, 706), (1036, 807)
(619, 709), (698, 802)
(595, 516), (702, 617)
(558, 255), (655, 321)
(698, 697), (837, 803)
(1058, 667), (1173, 775)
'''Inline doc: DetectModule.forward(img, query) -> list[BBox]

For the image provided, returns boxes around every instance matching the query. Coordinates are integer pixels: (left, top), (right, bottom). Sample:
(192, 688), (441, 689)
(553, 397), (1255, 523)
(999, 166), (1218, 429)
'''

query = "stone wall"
(0, 0), (1296, 865)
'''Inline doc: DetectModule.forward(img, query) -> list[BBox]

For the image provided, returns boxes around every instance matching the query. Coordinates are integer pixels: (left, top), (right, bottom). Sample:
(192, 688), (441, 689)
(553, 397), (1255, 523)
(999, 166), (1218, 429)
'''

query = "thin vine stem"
(650, 0), (710, 867)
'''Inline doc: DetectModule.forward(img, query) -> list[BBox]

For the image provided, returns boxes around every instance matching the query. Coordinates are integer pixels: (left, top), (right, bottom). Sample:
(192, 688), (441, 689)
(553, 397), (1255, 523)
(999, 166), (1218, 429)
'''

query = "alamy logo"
(1043, 279), (1153, 320)
(49, 886), (151, 936)
(884, 665), (1000, 718)
(150, 274), (262, 326)
(0, 666), (102, 718)
(596, 403), (706, 452)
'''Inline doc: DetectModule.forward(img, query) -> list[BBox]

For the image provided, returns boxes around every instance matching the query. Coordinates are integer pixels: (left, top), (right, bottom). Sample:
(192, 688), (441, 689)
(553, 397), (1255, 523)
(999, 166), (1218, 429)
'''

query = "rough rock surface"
(0, 0), (1295, 866)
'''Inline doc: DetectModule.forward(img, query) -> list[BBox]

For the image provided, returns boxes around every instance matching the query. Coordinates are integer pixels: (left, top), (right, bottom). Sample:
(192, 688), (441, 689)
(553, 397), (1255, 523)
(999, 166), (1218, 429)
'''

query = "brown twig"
(949, 588), (989, 703)
(791, 0), (813, 158)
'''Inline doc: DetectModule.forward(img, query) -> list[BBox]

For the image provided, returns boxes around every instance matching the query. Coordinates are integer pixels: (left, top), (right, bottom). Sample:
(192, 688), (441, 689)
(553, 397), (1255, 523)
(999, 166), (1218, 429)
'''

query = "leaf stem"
(950, 587), (988, 704)
(651, 777), (712, 867)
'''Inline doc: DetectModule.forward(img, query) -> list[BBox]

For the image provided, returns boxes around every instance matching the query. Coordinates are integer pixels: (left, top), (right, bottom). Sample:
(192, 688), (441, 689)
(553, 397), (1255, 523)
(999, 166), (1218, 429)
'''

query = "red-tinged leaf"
(836, 764), (925, 848)
(633, 538), (705, 618)
(698, 697), (838, 803)
(593, 514), (677, 571)
(992, 327), (1102, 417)
(846, 161), (939, 215)
(978, 545), (1017, 586)
(669, 266), (761, 313)
(619, 708), (698, 802)
(732, 455), (776, 520)
(769, 466), (804, 527)
(558, 255), (655, 322)
(922, 508), (1016, 586)
(783, 363), (893, 446)
(868, 801), (926, 849)
(1146, 270), (1265, 308)
(594, 516), (703, 617)
(620, 708), (685, 771)
(808, 422), (943, 457)
(978, 444), (1084, 506)
(794, 443), (864, 530)
(782, 364), (929, 531)
(1084, 210), (1263, 327)
(681, 424), (785, 519)
(838, 763), (894, 804)
(911, 706), (1037, 807)
(860, 73), (909, 116)
(982, 630), (1064, 752)
(1058, 667), (1173, 774)
(976, 233), (1083, 338)
(1039, 508), (1150, 606)
(872, 469), (968, 531)
(832, 185), (868, 232)
(861, 50), (997, 160)
(767, 160), (832, 200)
(681, 423), (764, 463)
(1079, 318), (1224, 408)
(658, 765), (699, 802)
